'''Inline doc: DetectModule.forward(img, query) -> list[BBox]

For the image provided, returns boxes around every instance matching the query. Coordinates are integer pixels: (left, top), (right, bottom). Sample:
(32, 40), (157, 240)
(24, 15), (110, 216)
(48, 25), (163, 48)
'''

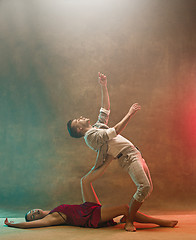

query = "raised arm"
(98, 72), (110, 110)
(114, 103), (141, 135)
(81, 155), (113, 204)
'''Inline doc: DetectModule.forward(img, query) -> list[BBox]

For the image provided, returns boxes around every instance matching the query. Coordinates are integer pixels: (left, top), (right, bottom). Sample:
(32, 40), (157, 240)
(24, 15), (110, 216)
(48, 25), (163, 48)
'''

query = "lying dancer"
(67, 72), (153, 231)
(4, 157), (178, 230)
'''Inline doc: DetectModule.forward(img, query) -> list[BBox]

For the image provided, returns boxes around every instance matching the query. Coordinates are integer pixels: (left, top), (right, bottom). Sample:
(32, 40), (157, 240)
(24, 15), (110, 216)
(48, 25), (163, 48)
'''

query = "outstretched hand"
(4, 218), (14, 226)
(128, 103), (141, 116)
(98, 72), (107, 86)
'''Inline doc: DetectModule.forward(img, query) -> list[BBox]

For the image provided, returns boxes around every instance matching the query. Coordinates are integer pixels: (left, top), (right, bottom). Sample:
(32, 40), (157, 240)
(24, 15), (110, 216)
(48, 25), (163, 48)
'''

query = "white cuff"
(100, 107), (110, 115)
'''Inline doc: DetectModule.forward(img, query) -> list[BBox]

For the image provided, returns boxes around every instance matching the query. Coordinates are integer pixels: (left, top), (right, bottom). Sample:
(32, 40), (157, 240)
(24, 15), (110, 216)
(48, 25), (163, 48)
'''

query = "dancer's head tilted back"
(67, 116), (91, 138)
(25, 209), (46, 222)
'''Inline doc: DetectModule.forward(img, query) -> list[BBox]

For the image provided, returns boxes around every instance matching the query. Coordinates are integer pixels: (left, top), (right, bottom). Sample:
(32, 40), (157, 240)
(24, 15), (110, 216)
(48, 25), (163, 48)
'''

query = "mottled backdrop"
(0, 0), (196, 214)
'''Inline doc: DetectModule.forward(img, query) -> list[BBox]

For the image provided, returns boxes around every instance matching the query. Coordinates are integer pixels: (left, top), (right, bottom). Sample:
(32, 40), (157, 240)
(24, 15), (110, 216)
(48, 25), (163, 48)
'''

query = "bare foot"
(160, 220), (178, 228)
(124, 222), (136, 232)
(168, 220), (178, 228)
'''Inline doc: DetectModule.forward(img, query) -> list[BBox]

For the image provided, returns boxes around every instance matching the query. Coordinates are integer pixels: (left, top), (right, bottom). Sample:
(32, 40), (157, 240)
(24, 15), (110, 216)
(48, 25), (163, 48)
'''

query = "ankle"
(124, 222), (136, 232)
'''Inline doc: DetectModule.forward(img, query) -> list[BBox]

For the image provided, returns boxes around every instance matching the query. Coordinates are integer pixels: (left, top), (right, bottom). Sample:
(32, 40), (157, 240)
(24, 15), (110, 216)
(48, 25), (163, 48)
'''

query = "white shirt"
(107, 129), (134, 158)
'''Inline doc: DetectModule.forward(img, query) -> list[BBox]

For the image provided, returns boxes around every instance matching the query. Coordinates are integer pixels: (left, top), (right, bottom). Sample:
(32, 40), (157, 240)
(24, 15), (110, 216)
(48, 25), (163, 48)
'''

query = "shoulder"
(84, 128), (98, 139)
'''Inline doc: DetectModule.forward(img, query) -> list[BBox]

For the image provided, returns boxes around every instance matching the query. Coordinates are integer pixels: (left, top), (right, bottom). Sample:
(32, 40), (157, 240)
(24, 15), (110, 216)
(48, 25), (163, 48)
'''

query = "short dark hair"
(25, 212), (30, 222)
(67, 119), (83, 138)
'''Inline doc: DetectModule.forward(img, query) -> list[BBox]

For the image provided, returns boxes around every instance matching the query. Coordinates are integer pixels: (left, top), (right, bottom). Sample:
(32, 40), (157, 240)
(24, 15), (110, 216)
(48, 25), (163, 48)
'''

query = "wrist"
(127, 111), (133, 117)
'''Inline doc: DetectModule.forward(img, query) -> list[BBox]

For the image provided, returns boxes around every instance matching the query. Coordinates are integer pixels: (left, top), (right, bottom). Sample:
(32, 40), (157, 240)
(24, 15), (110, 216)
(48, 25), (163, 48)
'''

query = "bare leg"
(125, 158), (153, 232)
(124, 198), (142, 232)
(121, 211), (178, 227)
(135, 212), (178, 227)
(100, 204), (129, 223)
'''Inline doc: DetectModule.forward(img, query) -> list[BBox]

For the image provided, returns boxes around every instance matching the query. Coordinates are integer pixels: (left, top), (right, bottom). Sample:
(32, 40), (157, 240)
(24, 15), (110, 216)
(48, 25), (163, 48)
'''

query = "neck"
(84, 125), (92, 133)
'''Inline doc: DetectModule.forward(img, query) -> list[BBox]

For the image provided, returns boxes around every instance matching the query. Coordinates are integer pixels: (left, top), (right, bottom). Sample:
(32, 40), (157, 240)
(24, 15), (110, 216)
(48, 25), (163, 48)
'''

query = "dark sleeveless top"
(49, 202), (116, 228)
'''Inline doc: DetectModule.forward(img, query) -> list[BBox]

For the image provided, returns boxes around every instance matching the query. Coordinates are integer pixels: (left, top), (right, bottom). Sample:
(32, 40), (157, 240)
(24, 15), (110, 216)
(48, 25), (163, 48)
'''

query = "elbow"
(81, 176), (90, 192)
(80, 176), (88, 187)
(80, 176), (85, 185)
(81, 169), (95, 186)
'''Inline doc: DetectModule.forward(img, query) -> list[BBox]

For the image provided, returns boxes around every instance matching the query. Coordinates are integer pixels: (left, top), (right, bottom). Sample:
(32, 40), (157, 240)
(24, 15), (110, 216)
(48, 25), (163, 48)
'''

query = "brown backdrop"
(0, 0), (196, 212)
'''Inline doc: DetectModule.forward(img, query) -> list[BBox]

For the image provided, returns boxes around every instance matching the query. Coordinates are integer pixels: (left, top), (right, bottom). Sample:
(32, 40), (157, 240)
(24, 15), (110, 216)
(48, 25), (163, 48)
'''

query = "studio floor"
(0, 211), (196, 240)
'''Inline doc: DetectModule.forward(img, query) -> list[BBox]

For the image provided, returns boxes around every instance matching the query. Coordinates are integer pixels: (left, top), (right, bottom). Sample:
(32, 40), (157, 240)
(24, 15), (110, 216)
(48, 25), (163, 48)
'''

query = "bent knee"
(80, 176), (88, 186)
(142, 183), (152, 196)
(135, 184), (153, 202)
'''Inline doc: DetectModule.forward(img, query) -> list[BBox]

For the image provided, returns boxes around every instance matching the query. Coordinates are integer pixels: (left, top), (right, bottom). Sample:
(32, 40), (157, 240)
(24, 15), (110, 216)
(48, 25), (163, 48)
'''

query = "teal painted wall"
(0, 0), (196, 212)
